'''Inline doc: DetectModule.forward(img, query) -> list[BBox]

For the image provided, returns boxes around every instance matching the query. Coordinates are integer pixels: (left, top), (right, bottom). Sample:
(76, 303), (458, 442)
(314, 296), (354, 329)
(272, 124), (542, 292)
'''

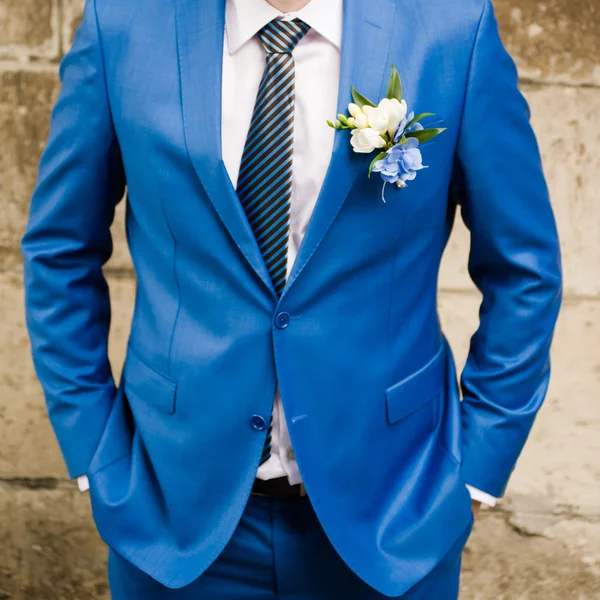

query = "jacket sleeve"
(21, 0), (126, 478)
(452, 0), (563, 498)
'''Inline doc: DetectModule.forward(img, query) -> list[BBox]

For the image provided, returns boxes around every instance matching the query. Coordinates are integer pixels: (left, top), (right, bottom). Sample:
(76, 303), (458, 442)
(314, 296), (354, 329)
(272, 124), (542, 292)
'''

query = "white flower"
(363, 98), (408, 136)
(347, 103), (369, 129)
(350, 127), (386, 154)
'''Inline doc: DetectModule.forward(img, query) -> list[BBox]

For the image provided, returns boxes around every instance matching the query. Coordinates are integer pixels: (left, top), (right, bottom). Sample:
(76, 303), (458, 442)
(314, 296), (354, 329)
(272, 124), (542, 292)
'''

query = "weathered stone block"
(0, 273), (135, 478)
(494, 0), (600, 86)
(0, 68), (58, 271)
(0, 66), (132, 272)
(0, 484), (109, 600)
(0, 0), (59, 59)
(461, 515), (600, 599)
(61, 0), (84, 50)
(440, 84), (600, 299)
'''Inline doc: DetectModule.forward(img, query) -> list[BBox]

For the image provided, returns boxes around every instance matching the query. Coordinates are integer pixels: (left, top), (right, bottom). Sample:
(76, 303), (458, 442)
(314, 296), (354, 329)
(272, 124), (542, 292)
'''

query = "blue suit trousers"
(108, 495), (473, 599)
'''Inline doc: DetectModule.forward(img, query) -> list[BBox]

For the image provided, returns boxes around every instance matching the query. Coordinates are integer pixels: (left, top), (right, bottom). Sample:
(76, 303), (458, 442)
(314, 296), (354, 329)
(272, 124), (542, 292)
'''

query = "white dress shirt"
(80, 0), (496, 508)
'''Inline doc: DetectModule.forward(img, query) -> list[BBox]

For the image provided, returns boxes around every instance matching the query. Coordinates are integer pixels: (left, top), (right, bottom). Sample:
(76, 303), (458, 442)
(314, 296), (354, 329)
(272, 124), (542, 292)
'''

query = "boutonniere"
(328, 66), (446, 202)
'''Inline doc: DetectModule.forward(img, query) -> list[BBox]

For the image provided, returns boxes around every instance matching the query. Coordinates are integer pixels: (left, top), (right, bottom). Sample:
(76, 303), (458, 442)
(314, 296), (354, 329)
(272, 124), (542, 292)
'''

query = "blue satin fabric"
(108, 495), (473, 599)
(22, 0), (561, 595)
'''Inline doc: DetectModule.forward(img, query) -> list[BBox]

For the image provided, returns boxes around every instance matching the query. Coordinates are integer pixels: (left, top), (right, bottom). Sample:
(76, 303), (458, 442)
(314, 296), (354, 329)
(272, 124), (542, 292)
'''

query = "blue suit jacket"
(22, 0), (562, 594)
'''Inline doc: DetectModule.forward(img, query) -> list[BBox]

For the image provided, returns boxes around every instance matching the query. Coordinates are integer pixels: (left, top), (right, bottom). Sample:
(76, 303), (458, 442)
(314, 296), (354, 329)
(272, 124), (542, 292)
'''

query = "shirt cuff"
(466, 484), (497, 507)
(77, 475), (90, 492)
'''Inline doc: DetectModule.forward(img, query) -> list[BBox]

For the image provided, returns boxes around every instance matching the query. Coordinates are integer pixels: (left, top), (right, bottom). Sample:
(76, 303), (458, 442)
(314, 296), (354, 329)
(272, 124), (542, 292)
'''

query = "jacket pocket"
(386, 344), (445, 425)
(123, 346), (177, 415)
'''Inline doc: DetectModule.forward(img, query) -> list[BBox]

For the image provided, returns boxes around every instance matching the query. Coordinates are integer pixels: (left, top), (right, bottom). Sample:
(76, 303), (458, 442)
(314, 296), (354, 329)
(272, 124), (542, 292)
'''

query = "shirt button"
(286, 448), (295, 460)
(275, 312), (291, 330)
(250, 415), (267, 431)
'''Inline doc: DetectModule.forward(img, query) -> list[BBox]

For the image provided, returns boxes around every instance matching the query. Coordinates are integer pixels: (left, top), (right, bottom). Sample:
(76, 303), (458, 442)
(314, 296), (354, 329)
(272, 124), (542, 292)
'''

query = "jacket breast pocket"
(123, 346), (177, 415)
(385, 344), (445, 433)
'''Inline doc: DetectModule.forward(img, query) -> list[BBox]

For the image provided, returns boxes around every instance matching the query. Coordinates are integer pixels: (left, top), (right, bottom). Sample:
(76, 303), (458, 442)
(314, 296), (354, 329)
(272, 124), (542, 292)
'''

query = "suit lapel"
(174, 0), (400, 301)
(173, 0), (277, 300)
(284, 0), (397, 297)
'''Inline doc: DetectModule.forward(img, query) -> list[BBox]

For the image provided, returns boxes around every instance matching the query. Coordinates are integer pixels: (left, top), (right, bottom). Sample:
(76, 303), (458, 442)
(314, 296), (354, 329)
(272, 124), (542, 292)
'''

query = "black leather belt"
(252, 477), (307, 499)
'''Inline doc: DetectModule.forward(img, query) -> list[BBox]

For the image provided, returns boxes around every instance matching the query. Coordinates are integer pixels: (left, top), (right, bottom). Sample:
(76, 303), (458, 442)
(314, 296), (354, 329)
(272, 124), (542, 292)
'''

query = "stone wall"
(0, 1), (599, 598)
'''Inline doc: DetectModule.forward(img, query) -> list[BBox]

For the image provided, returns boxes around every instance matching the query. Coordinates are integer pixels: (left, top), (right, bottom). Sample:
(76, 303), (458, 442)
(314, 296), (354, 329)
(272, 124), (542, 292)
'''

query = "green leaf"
(405, 127), (447, 144)
(386, 65), (403, 102)
(351, 86), (376, 109)
(368, 152), (388, 178)
(404, 112), (435, 130)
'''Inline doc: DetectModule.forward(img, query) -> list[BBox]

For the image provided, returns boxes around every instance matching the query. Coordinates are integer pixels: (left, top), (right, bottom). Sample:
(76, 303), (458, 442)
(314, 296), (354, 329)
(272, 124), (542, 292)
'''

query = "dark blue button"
(275, 312), (291, 329)
(250, 415), (267, 431)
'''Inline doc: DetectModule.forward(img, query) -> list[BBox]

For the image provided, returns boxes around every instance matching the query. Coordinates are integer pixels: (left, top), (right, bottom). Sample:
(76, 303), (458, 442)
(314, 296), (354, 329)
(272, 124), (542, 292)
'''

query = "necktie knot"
(259, 18), (310, 55)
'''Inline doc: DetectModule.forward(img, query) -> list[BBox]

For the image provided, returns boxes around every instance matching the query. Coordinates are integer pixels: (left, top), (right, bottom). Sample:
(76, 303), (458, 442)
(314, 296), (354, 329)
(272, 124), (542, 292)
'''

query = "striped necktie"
(237, 18), (310, 466)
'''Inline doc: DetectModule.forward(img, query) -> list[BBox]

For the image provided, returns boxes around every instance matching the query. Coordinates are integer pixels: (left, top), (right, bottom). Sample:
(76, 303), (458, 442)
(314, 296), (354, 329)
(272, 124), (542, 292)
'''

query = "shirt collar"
(226, 0), (343, 55)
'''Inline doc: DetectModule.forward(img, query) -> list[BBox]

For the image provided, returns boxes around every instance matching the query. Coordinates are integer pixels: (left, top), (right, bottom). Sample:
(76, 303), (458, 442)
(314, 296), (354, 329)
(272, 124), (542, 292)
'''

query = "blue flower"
(393, 111), (424, 143)
(372, 137), (426, 187)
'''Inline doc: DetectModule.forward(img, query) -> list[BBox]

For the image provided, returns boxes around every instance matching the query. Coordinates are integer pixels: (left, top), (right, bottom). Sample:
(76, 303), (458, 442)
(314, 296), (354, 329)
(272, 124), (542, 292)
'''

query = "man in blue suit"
(22, 0), (562, 597)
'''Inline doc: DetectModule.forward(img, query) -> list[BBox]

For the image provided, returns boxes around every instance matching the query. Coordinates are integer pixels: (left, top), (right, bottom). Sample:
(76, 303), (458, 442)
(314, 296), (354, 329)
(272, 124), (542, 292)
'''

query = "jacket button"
(250, 415), (267, 431)
(275, 312), (290, 329)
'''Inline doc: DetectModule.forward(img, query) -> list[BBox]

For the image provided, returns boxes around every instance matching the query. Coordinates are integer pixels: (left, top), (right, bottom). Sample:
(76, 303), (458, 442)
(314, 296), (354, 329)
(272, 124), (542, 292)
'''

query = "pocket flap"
(123, 347), (177, 415)
(386, 344), (445, 424)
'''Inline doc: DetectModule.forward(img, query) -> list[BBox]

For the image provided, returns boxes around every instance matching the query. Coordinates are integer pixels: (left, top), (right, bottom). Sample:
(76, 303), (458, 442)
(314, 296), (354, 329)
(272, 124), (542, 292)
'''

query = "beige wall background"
(0, 1), (598, 598)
